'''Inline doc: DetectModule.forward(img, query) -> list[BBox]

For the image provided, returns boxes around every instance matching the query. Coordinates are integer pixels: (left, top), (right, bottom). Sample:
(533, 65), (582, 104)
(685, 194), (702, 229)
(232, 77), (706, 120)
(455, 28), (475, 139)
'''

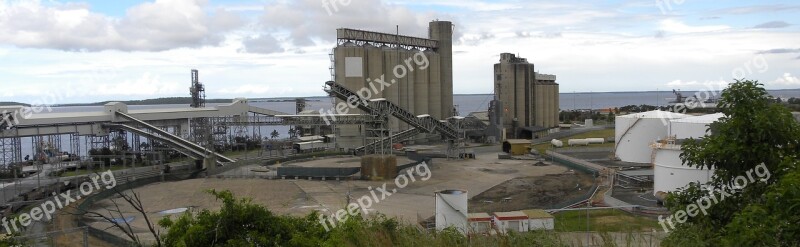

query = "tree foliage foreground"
(663, 80), (800, 246)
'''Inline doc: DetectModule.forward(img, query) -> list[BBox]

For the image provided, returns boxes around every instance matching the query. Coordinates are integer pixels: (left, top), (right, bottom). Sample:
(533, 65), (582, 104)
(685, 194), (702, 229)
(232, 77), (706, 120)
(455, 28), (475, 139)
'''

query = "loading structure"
(324, 81), (466, 157)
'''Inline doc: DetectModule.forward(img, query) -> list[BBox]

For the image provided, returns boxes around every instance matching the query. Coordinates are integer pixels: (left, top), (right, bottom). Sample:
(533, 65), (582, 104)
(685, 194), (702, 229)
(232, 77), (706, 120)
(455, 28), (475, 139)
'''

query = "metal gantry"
(0, 137), (21, 167)
(324, 80), (470, 157)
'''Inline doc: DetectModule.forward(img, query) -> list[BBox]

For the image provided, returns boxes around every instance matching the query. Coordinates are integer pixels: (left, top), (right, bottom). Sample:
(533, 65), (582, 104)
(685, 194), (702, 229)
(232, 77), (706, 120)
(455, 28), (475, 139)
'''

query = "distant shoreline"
(2, 88), (797, 107)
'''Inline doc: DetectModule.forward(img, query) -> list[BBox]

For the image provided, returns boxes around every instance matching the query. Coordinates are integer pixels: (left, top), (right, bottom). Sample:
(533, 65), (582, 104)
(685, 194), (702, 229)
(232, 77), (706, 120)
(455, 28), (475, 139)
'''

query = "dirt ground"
(50, 199), (115, 247)
(469, 172), (595, 213)
(76, 152), (575, 245)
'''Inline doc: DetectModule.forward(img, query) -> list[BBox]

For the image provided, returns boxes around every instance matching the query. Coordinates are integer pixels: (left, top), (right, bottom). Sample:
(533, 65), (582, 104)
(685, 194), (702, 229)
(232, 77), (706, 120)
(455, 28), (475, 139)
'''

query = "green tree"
(270, 129), (280, 139)
(159, 190), (326, 247)
(663, 80), (800, 246)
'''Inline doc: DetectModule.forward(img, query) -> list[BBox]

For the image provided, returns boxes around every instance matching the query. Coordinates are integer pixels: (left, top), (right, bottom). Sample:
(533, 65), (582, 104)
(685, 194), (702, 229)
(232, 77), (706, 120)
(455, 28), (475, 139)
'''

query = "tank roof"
(670, 113), (724, 124)
(617, 110), (689, 119)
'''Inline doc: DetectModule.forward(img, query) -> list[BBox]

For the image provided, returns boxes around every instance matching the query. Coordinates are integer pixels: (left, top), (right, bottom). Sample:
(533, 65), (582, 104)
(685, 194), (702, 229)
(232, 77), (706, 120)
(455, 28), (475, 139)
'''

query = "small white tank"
(585, 119), (594, 127)
(568, 139), (590, 146)
(585, 138), (605, 144)
(551, 139), (563, 147)
(435, 190), (468, 234)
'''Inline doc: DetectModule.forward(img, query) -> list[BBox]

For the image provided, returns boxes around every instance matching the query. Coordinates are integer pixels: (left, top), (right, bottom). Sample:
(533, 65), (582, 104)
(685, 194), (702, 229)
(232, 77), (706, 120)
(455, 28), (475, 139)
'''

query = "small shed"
(467, 212), (493, 234)
(522, 209), (554, 230)
(502, 139), (531, 155)
(493, 211), (529, 233)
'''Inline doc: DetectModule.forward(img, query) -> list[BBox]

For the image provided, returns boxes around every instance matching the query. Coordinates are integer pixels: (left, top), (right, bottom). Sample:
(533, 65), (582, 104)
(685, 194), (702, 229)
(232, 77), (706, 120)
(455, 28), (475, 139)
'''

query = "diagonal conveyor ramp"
(324, 81), (460, 153)
(113, 111), (235, 164)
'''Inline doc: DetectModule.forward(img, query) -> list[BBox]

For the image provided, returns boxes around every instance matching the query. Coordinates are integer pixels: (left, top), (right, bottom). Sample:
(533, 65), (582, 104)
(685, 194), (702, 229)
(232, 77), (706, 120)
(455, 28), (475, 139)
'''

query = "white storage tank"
(653, 145), (714, 195)
(652, 113), (722, 195)
(551, 139), (563, 147)
(568, 139), (589, 146)
(669, 113), (724, 139)
(615, 110), (689, 163)
(435, 190), (468, 234)
(585, 138), (605, 144)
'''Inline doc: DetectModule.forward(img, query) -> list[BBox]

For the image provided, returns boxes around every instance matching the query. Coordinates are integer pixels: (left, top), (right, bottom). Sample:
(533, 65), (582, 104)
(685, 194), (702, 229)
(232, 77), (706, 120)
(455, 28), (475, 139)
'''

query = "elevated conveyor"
(324, 81), (459, 139)
(113, 111), (235, 163)
(355, 128), (421, 154)
(104, 123), (205, 160)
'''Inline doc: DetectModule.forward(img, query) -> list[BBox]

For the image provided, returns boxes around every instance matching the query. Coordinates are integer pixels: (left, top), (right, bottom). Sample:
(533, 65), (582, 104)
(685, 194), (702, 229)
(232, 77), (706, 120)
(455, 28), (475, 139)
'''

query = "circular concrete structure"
(615, 110), (689, 164)
(652, 113), (723, 195)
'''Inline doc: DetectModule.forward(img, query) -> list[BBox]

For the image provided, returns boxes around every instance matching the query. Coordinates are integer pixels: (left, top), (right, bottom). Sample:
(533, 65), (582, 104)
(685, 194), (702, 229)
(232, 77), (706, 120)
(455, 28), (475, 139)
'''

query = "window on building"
(496, 74), (502, 81)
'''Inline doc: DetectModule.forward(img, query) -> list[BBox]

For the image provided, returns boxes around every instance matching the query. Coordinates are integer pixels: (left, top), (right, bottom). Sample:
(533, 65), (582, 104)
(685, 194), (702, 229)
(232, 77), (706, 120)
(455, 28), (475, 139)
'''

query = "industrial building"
(493, 211), (530, 233)
(467, 213), (493, 234)
(494, 53), (559, 139)
(522, 209), (554, 230)
(333, 21), (454, 148)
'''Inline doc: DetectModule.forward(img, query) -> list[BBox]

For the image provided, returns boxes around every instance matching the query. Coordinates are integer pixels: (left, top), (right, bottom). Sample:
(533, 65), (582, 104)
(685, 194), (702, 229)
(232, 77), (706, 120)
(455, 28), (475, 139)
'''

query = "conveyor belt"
(324, 81), (458, 139)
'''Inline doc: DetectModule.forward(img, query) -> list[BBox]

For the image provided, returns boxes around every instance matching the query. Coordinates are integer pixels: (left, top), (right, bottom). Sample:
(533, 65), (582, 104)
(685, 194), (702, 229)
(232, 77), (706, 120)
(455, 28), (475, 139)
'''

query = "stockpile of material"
(360, 155), (398, 180)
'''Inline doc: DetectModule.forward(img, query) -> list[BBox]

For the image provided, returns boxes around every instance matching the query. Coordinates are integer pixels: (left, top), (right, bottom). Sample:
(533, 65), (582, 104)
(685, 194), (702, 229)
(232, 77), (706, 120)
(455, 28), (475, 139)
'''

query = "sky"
(0, 0), (798, 104)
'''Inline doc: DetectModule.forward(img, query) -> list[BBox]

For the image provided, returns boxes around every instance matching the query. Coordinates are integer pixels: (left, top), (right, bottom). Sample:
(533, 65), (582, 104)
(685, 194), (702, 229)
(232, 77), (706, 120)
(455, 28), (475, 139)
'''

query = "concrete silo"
(332, 21), (454, 149)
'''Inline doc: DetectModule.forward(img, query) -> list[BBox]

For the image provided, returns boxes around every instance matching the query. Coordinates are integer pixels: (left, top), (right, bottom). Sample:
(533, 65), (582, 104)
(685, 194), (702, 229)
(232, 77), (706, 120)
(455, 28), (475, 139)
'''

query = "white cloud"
(239, 34), (284, 54)
(0, 0), (243, 51)
(659, 19), (730, 34)
(771, 73), (800, 86)
(258, 0), (448, 47)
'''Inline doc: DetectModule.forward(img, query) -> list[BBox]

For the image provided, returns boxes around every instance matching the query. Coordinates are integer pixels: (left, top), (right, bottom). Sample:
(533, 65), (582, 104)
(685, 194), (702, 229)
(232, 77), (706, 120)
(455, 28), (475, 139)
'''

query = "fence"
(13, 226), (89, 247)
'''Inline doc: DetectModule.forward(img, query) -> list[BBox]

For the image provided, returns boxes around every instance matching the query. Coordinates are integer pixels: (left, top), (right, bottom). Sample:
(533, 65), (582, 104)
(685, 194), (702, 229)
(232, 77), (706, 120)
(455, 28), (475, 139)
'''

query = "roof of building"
(504, 139), (530, 145)
(618, 110), (689, 119)
(670, 113), (724, 124)
(493, 211), (528, 220)
(521, 209), (554, 219)
(468, 213), (492, 221)
(467, 111), (489, 121)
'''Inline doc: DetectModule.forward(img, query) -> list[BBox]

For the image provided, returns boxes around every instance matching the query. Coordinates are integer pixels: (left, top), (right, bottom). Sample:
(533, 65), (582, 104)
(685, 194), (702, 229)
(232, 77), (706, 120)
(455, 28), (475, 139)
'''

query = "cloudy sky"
(0, 0), (798, 104)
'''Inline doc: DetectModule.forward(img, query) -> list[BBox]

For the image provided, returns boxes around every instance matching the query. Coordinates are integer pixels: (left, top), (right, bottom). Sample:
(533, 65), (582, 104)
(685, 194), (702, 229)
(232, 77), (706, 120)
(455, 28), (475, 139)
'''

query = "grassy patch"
(58, 165), (129, 177)
(553, 209), (660, 232)
(532, 129), (615, 154)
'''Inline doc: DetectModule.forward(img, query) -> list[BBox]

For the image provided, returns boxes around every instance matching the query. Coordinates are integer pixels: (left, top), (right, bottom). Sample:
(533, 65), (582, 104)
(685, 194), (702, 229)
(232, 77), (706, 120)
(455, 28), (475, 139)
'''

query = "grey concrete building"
(332, 21), (454, 148)
(494, 53), (559, 139)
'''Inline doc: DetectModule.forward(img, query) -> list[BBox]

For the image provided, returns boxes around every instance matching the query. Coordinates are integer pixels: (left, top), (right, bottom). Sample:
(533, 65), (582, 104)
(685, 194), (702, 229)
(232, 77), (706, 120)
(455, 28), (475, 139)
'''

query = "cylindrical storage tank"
(585, 138), (605, 144)
(427, 51), (442, 120)
(383, 47), (400, 132)
(551, 139), (563, 147)
(568, 139), (589, 146)
(653, 146), (713, 195)
(429, 21), (453, 120)
(668, 113), (724, 139)
(554, 85), (560, 126)
(413, 49), (429, 116)
(585, 119), (594, 127)
(335, 43), (367, 149)
(435, 189), (468, 234)
(397, 48), (412, 131)
(366, 44), (384, 100)
(404, 49), (416, 131)
(614, 110), (688, 163)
